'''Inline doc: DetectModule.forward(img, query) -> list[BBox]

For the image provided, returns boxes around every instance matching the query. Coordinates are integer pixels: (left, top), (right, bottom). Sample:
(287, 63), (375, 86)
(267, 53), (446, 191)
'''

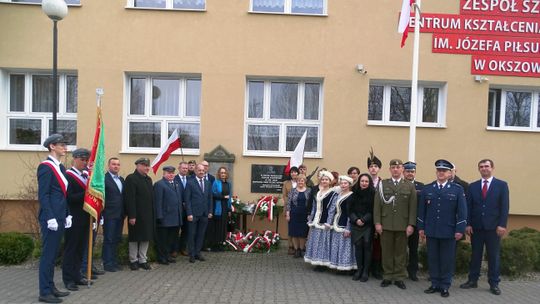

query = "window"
(0, 0), (81, 4)
(125, 75), (201, 153)
(368, 81), (446, 127)
(244, 78), (322, 157)
(487, 88), (540, 131)
(2, 71), (77, 149)
(128, 0), (205, 10)
(250, 0), (326, 15)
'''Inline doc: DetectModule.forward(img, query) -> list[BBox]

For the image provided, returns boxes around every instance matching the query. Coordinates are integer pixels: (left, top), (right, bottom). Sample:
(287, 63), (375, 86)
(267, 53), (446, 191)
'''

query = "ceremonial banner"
(83, 107), (106, 220)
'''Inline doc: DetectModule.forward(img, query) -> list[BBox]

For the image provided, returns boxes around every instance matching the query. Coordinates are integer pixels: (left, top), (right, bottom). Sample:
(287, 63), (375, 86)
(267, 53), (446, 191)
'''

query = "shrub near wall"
(0, 232), (34, 265)
(502, 227), (540, 275)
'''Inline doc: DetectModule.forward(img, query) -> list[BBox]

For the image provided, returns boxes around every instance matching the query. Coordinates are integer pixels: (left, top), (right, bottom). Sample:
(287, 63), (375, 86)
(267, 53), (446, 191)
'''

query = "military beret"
(389, 159), (403, 166)
(403, 161), (417, 170)
(135, 157), (150, 166)
(188, 160), (196, 165)
(435, 159), (454, 170)
(162, 165), (175, 172)
(42, 134), (68, 148)
(72, 148), (90, 159)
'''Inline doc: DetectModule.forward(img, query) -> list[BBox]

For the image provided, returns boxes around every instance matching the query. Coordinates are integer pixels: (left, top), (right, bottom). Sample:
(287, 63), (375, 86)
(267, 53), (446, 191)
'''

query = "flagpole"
(408, 0), (421, 162)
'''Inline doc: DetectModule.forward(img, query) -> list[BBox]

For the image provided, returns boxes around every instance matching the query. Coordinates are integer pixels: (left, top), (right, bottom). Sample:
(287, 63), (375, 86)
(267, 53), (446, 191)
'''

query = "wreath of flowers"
(224, 230), (281, 253)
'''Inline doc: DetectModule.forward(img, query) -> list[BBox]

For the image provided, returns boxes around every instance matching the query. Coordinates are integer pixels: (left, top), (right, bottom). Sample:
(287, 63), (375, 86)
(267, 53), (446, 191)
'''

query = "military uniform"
(417, 160), (467, 296)
(373, 175), (417, 283)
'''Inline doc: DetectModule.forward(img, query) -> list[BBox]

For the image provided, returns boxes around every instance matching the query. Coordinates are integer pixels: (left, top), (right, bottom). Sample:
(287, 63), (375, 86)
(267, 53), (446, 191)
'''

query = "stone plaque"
(251, 164), (286, 193)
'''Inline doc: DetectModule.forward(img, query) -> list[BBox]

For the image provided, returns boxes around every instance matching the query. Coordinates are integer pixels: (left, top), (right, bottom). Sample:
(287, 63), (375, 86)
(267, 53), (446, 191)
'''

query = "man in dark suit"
(102, 157), (125, 272)
(418, 160), (467, 298)
(403, 161), (424, 282)
(460, 159), (509, 296)
(174, 161), (190, 256)
(185, 164), (213, 263)
(154, 165), (183, 264)
(201, 160), (216, 184)
(37, 134), (71, 303)
(62, 148), (91, 292)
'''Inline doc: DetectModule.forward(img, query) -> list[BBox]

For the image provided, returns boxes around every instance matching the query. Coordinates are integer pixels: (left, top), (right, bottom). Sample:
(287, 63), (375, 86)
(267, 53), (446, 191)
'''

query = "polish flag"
(398, 0), (414, 48)
(284, 130), (307, 176)
(151, 129), (182, 174)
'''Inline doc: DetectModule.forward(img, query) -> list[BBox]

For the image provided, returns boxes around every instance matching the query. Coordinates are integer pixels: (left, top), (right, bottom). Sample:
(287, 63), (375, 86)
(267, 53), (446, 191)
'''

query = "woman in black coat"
(349, 173), (375, 282)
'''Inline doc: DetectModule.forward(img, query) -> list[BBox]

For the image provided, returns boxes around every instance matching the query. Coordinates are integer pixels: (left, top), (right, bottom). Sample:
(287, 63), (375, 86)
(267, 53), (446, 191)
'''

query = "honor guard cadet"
(37, 134), (71, 303)
(417, 160), (467, 298)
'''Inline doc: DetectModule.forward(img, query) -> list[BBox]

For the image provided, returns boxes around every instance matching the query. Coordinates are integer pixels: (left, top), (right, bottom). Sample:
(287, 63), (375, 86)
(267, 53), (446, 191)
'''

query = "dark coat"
(37, 157), (68, 223)
(124, 170), (154, 242)
(184, 176), (213, 217)
(103, 172), (125, 220)
(154, 178), (183, 227)
(64, 168), (90, 227)
(467, 178), (509, 230)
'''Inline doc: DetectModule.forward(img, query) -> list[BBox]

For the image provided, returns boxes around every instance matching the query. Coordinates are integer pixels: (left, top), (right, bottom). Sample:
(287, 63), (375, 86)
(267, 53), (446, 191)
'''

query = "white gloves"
(65, 215), (73, 228)
(92, 222), (97, 231)
(99, 217), (104, 226)
(47, 219), (59, 231)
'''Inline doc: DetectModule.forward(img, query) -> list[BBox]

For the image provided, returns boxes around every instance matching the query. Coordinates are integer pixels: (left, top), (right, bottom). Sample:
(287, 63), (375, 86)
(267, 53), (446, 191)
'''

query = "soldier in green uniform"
(373, 159), (417, 290)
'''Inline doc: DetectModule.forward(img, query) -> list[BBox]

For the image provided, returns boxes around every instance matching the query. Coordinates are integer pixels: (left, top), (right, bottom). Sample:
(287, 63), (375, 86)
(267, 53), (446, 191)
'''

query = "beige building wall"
(0, 0), (539, 228)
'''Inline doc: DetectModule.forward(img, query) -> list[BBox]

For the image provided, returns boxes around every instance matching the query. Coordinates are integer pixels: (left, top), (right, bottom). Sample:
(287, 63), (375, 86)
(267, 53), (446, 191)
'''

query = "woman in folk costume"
(350, 173), (375, 282)
(326, 175), (357, 271)
(304, 170), (338, 270)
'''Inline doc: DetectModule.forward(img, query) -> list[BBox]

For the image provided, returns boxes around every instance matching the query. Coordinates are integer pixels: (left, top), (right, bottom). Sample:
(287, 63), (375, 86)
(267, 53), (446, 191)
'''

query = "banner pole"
(87, 216), (93, 287)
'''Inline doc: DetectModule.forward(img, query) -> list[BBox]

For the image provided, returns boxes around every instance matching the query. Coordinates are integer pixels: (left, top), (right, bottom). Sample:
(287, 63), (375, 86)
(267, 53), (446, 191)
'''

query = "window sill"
(367, 121), (447, 128)
(243, 151), (322, 158)
(125, 6), (206, 12)
(248, 11), (327, 17)
(0, 2), (81, 7)
(1, 145), (77, 152)
(120, 148), (200, 156)
(486, 126), (540, 133)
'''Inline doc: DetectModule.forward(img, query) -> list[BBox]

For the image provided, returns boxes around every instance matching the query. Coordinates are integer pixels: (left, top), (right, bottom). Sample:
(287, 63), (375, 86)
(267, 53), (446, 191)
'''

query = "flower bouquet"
(252, 195), (283, 222)
(224, 230), (280, 253)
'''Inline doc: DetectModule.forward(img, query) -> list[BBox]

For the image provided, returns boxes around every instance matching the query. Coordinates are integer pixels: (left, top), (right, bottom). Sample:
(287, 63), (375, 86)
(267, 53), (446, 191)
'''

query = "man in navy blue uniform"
(417, 160), (467, 298)
(102, 157), (125, 272)
(403, 161), (424, 281)
(460, 159), (509, 296)
(62, 148), (92, 292)
(37, 134), (71, 303)
(154, 165), (183, 264)
(185, 163), (213, 263)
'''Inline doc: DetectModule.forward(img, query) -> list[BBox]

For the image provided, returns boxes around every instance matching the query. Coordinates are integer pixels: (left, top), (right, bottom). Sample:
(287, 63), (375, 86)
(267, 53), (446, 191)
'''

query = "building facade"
(0, 0), (539, 232)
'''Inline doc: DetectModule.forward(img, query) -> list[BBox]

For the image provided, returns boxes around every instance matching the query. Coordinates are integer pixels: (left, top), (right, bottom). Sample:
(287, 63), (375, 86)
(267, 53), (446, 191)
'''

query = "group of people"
(36, 134), (233, 303)
(283, 152), (509, 298)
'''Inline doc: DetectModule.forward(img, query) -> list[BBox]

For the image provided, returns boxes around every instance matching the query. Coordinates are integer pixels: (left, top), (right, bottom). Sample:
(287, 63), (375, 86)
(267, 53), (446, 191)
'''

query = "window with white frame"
(487, 88), (540, 131)
(127, 0), (205, 10)
(2, 71), (77, 148)
(125, 75), (201, 153)
(250, 0), (326, 15)
(0, 0), (80, 4)
(244, 78), (322, 157)
(367, 81), (446, 127)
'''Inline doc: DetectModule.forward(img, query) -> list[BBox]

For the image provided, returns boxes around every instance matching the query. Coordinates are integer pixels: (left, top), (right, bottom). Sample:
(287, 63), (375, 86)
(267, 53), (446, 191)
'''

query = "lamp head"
(42, 0), (68, 21)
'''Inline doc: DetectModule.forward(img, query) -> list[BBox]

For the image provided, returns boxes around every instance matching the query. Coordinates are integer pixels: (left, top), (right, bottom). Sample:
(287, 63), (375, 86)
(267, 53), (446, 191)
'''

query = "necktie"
(394, 180), (398, 186)
(182, 176), (186, 187)
(439, 184), (443, 190)
(199, 178), (204, 192)
(482, 180), (488, 199)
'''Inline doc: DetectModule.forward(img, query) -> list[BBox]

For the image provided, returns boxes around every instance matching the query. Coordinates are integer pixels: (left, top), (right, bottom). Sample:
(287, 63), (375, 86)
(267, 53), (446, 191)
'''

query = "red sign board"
(471, 55), (540, 77)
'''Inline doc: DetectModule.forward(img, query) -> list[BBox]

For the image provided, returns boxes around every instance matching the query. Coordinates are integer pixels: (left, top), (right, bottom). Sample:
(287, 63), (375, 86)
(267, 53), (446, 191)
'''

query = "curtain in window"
(248, 125), (279, 151)
(248, 81), (264, 118)
(270, 82), (298, 119)
(32, 75), (55, 113)
(252, 0), (285, 12)
(152, 79), (180, 116)
(174, 0), (205, 9)
(291, 0), (324, 14)
(9, 75), (25, 112)
(186, 79), (201, 117)
(168, 123), (200, 149)
(130, 78), (145, 115)
(66, 76), (78, 113)
(304, 83), (320, 120)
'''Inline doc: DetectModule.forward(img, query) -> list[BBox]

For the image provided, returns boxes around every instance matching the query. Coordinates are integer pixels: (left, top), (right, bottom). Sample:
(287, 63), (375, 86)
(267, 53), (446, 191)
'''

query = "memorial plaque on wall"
(251, 164), (286, 193)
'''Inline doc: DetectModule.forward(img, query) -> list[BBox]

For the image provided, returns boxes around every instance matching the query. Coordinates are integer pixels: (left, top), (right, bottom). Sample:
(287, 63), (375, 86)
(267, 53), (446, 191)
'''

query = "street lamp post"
(42, 0), (68, 134)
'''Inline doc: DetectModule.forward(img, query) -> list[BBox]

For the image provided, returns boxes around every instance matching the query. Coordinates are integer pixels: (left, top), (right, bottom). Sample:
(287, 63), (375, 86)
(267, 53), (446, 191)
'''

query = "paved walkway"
(1, 249), (539, 304)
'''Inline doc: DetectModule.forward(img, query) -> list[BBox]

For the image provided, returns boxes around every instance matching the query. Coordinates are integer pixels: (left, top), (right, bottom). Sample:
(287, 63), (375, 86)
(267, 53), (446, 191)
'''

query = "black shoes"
(408, 272), (419, 281)
(64, 283), (78, 291)
(167, 257), (177, 263)
(440, 289), (450, 297)
(139, 262), (151, 270)
(75, 278), (92, 286)
(189, 256), (196, 263)
(360, 272), (369, 282)
(293, 249), (302, 258)
(460, 281), (478, 289)
(352, 271), (361, 281)
(157, 259), (169, 265)
(129, 262), (139, 271)
(52, 288), (69, 298)
(394, 280), (406, 290)
(103, 265), (118, 272)
(424, 286), (439, 294)
(92, 267), (105, 275)
(380, 280), (392, 287)
(38, 294), (62, 303)
(490, 286), (502, 295)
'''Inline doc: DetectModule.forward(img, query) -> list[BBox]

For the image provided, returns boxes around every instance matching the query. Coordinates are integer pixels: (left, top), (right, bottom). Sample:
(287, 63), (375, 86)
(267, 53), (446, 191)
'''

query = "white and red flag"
(398, 0), (415, 48)
(284, 130), (307, 176)
(151, 129), (182, 174)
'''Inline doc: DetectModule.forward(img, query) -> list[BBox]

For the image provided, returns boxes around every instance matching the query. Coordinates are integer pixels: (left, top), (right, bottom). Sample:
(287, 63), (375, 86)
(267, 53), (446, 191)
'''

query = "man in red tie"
(460, 159), (509, 296)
